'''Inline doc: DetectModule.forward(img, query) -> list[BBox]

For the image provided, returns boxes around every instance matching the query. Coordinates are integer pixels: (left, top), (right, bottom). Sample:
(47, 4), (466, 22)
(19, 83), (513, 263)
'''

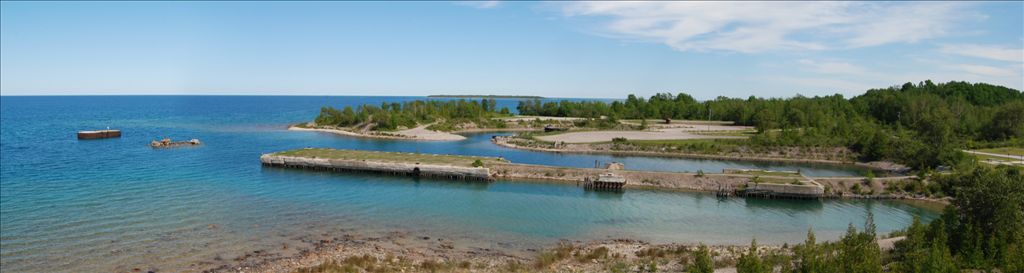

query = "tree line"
(314, 99), (510, 131)
(517, 81), (1023, 169)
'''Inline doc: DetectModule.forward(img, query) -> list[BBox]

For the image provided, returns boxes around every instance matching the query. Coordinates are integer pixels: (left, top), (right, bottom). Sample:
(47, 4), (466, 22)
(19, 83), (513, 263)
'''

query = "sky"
(1, 1), (1021, 99)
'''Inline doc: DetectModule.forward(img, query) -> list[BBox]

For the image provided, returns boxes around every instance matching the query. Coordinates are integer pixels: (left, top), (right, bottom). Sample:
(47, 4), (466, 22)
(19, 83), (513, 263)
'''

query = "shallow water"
(1, 96), (937, 272)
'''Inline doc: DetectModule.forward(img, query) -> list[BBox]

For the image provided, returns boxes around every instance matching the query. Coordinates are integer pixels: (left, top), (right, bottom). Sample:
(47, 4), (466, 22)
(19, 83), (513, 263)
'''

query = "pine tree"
(838, 215), (882, 273)
(923, 221), (958, 273)
(689, 244), (714, 273)
(892, 217), (927, 273)
(737, 239), (769, 273)
(795, 229), (823, 273)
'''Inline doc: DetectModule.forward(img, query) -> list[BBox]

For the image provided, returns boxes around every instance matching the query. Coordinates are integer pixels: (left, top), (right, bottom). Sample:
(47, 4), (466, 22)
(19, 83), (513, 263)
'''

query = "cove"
(0, 96), (937, 272)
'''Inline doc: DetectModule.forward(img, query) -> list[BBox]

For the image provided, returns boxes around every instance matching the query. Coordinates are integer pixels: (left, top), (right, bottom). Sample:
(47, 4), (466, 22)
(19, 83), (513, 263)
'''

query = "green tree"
(923, 219), (958, 273)
(891, 217), (928, 273)
(737, 239), (769, 273)
(794, 229), (826, 273)
(689, 244), (714, 273)
(837, 213), (881, 273)
(985, 101), (1024, 140)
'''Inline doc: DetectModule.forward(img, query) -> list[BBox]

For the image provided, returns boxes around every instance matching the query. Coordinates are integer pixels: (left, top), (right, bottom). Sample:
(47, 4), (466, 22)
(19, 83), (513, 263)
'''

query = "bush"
(576, 246), (609, 262)
(471, 159), (484, 168)
(688, 244), (714, 273)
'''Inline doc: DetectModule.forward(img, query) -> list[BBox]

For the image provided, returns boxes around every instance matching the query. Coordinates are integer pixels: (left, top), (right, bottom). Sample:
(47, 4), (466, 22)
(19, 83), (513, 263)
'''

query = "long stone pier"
(260, 148), (498, 180)
(261, 148), (829, 198)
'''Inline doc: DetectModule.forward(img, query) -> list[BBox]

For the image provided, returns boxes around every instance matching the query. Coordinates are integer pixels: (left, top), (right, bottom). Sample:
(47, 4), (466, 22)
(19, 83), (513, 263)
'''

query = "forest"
(516, 81), (1023, 169)
(313, 98), (510, 131)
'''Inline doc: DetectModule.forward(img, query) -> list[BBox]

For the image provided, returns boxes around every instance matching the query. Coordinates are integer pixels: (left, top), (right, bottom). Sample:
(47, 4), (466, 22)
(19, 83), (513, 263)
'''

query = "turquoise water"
(1, 96), (937, 272)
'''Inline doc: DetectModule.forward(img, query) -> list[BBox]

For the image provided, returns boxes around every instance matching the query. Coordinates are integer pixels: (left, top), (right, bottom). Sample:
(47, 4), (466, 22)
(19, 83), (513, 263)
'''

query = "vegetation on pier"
(516, 80), (1023, 170)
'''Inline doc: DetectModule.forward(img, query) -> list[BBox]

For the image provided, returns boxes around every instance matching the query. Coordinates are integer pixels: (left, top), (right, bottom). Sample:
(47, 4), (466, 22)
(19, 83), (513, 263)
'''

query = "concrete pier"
(260, 148), (497, 181)
(261, 148), (829, 198)
(77, 129), (121, 139)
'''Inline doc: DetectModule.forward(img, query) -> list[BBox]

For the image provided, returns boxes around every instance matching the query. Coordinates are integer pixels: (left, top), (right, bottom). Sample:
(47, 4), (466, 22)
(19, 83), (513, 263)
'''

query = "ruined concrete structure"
(260, 154), (492, 180)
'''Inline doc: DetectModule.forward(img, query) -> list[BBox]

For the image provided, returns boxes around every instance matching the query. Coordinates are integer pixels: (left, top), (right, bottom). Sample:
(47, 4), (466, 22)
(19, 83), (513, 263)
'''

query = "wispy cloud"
(939, 44), (1024, 63)
(770, 76), (877, 95)
(560, 2), (970, 53)
(947, 64), (1018, 77)
(797, 59), (866, 75)
(457, 1), (500, 9)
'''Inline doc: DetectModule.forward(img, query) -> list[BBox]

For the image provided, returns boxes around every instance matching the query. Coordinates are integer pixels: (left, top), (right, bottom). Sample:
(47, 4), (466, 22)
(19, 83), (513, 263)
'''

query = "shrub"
(688, 244), (714, 273)
(471, 159), (484, 168)
(576, 246), (609, 262)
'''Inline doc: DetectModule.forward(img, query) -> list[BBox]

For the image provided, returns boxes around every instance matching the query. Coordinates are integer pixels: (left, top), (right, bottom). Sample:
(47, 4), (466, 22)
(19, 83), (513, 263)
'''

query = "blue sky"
(1, 1), (1021, 99)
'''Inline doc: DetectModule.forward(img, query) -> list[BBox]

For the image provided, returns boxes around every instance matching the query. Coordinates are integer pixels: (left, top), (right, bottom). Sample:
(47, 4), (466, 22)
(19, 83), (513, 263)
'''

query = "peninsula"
(427, 94), (544, 99)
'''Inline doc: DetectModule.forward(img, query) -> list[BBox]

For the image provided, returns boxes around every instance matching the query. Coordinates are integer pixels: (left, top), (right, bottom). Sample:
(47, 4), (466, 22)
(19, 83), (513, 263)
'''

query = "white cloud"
(948, 64), (1018, 77)
(457, 1), (500, 9)
(939, 44), (1024, 63)
(769, 76), (877, 96)
(797, 59), (866, 75)
(561, 2), (969, 53)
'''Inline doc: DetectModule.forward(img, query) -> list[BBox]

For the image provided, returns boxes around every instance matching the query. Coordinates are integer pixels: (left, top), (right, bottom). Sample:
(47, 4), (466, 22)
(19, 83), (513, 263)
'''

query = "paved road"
(963, 150), (1024, 160)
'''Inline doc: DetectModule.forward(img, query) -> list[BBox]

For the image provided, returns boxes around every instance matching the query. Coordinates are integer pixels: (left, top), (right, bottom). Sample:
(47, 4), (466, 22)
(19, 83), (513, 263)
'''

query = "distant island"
(428, 94), (545, 99)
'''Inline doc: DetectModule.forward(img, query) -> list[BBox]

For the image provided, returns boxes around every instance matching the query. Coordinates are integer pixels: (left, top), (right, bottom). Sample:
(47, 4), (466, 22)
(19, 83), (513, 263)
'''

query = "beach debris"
(150, 138), (202, 148)
(605, 162), (625, 170)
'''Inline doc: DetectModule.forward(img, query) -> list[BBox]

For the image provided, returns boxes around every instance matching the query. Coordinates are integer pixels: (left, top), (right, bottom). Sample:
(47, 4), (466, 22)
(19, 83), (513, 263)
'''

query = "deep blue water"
(0, 96), (937, 272)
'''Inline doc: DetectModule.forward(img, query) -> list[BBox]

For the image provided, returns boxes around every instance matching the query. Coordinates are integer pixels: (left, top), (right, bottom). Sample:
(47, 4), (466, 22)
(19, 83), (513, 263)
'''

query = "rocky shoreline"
(204, 230), (777, 273)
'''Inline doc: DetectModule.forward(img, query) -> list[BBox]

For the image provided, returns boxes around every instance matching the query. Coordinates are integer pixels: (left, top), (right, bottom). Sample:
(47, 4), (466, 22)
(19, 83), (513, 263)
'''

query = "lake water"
(0, 96), (938, 272)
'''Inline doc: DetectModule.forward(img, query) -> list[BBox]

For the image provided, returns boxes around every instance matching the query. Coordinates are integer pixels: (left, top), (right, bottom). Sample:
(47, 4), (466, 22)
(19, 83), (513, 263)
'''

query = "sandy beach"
(536, 127), (749, 144)
(535, 121), (753, 143)
(497, 116), (589, 122)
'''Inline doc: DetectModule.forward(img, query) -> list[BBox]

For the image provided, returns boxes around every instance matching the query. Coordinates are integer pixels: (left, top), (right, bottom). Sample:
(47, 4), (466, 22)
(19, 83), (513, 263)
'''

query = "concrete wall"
(260, 154), (825, 197)
(492, 163), (810, 193)
(260, 154), (492, 180)
(744, 182), (825, 197)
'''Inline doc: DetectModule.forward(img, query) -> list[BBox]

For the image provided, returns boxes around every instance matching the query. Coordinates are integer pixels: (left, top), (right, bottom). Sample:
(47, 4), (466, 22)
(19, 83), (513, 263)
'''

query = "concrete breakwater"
(490, 163), (824, 197)
(262, 148), (828, 198)
(260, 148), (498, 180)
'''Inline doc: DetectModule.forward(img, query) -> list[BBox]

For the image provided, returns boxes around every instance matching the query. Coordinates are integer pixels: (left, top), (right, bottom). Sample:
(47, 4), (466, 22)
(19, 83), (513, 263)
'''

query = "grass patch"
(273, 148), (508, 167)
(575, 246), (609, 262)
(690, 130), (758, 137)
(757, 177), (808, 185)
(731, 170), (802, 177)
(624, 138), (745, 146)
(534, 243), (576, 269)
